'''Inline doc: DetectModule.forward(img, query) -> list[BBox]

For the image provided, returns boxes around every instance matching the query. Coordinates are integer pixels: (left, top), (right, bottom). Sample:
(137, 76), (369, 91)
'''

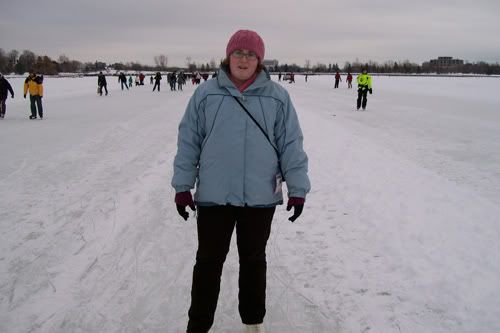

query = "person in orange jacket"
(24, 70), (44, 119)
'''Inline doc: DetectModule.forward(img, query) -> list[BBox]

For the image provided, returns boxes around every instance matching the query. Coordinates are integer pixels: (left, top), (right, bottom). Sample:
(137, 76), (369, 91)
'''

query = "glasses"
(231, 50), (258, 60)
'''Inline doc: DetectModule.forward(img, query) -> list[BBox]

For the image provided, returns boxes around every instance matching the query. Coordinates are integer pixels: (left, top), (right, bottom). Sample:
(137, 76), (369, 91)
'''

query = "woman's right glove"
(175, 191), (196, 221)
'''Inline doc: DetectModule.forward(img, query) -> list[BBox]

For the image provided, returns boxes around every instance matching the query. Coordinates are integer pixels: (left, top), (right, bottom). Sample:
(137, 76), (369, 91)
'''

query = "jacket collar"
(217, 67), (270, 97)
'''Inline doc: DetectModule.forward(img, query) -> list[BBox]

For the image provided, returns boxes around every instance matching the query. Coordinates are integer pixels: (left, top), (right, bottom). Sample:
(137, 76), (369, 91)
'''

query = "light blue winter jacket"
(171, 68), (310, 207)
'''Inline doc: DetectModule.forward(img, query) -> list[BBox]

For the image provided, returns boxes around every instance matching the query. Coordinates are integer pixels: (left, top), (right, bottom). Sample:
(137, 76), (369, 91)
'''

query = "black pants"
(153, 82), (160, 91)
(334, 79), (340, 88)
(0, 99), (6, 117)
(187, 205), (275, 333)
(30, 95), (43, 118)
(98, 84), (108, 96)
(357, 88), (368, 109)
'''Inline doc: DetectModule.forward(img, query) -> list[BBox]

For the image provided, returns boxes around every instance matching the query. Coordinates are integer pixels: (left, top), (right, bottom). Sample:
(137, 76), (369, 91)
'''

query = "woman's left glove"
(286, 197), (305, 222)
(175, 191), (196, 221)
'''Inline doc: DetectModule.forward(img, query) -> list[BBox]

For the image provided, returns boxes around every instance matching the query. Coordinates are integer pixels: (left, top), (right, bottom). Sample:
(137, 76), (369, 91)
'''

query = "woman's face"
(229, 49), (259, 83)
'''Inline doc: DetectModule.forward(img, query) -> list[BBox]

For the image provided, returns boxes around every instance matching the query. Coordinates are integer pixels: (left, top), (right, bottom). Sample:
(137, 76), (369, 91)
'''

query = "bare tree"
(6, 50), (18, 73)
(154, 55), (168, 70)
(35, 55), (58, 75)
(58, 54), (71, 72)
(16, 50), (36, 74)
(209, 58), (217, 70)
(0, 48), (6, 73)
(304, 59), (311, 71)
(58, 54), (70, 64)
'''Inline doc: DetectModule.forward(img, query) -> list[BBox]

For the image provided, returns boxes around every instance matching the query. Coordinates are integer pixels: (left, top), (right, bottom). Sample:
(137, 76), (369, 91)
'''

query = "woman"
(172, 29), (310, 333)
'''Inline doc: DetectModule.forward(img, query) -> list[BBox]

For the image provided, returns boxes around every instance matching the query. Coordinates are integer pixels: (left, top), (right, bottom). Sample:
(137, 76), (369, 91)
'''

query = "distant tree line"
(0, 49), (220, 75)
(272, 59), (500, 75)
(1, 48), (499, 75)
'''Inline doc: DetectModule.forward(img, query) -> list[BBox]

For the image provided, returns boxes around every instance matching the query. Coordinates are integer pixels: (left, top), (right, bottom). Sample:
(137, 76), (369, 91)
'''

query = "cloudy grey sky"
(1, 0), (499, 67)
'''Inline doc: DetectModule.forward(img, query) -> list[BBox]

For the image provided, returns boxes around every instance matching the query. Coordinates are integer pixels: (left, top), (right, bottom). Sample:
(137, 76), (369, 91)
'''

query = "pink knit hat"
(226, 30), (265, 62)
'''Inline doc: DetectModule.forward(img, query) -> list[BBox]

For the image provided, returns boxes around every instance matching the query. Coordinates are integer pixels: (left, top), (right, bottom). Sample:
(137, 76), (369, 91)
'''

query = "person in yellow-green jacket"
(24, 70), (44, 119)
(356, 68), (372, 110)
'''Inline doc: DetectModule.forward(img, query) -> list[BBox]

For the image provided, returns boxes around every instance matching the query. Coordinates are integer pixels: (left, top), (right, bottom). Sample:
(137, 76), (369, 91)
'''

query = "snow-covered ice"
(1, 74), (499, 333)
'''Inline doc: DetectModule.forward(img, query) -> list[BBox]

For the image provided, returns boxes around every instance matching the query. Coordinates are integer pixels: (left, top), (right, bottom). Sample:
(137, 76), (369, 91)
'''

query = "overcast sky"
(1, 0), (499, 67)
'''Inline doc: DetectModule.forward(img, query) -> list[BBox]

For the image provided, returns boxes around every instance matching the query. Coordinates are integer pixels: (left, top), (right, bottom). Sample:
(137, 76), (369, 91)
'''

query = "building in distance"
(263, 59), (279, 71)
(427, 56), (464, 67)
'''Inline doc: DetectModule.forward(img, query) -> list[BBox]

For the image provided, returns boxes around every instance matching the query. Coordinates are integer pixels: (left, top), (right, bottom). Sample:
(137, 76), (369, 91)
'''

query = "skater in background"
(0, 73), (14, 119)
(305, 73), (308, 82)
(346, 72), (353, 89)
(128, 75), (133, 88)
(150, 75), (154, 85)
(177, 72), (186, 91)
(97, 71), (108, 96)
(194, 72), (202, 84)
(23, 70), (44, 119)
(334, 71), (342, 88)
(118, 72), (129, 90)
(169, 72), (177, 91)
(153, 72), (162, 92)
(356, 68), (373, 110)
(172, 29), (310, 333)
(278, 72), (282, 81)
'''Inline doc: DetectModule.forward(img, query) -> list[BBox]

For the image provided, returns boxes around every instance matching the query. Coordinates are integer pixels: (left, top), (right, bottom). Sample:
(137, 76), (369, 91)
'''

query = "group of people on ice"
(166, 71), (187, 91)
(277, 69), (373, 110)
(333, 70), (373, 110)
(97, 71), (210, 95)
(0, 70), (44, 119)
(151, 71), (187, 92)
(334, 70), (373, 110)
(2, 66), (373, 122)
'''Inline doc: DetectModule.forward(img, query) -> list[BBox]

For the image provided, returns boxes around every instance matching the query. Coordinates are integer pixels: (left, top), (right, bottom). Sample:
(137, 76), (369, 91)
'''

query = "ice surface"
(1, 75), (499, 332)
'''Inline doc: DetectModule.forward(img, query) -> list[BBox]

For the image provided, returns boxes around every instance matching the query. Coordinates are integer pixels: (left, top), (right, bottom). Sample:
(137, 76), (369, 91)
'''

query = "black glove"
(286, 197), (305, 222)
(176, 204), (195, 221)
(369, 88), (373, 94)
(11, 93), (14, 98)
(175, 191), (196, 221)
(24, 94), (26, 99)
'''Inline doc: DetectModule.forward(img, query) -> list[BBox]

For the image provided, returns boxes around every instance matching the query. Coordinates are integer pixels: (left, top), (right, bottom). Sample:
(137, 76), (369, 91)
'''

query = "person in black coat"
(153, 72), (162, 92)
(97, 72), (108, 96)
(0, 73), (14, 118)
(118, 72), (129, 90)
